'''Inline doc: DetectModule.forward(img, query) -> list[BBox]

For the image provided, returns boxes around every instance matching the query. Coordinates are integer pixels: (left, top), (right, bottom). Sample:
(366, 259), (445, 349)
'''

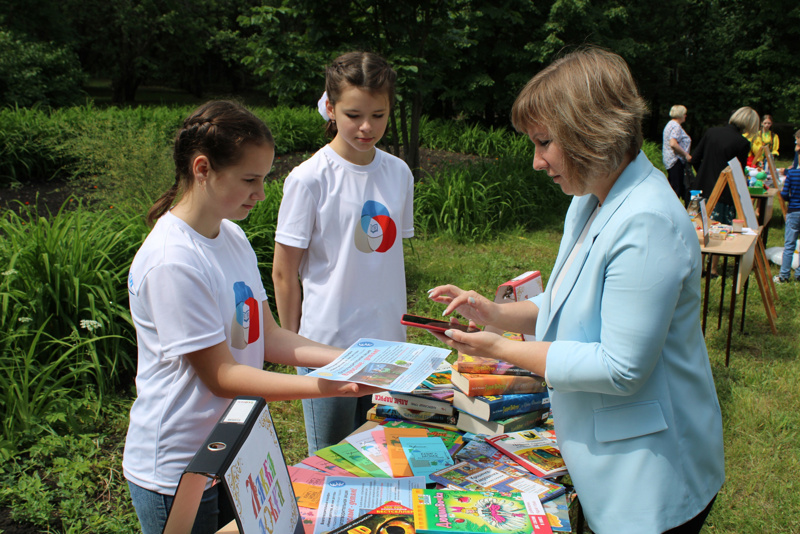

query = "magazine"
(312, 475), (425, 534)
(306, 338), (451, 393)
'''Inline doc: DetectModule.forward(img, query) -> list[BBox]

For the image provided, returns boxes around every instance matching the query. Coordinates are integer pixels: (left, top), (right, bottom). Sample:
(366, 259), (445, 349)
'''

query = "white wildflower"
(2, 269), (18, 276)
(18, 317), (32, 323)
(80, 319), (102, 332)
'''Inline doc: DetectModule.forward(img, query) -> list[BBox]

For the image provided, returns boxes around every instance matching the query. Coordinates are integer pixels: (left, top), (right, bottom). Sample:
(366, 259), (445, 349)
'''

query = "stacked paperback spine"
(450, 344), (550, 435)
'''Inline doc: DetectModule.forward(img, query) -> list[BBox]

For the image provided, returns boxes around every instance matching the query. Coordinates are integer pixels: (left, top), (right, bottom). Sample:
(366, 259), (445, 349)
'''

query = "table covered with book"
(216, 346), (574, 534)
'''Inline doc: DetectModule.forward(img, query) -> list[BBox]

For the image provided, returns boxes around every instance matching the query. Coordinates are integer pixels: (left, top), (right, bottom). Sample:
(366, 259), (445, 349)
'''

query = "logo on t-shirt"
(231, 281), (260, 350)
(354, 200), (397, 253)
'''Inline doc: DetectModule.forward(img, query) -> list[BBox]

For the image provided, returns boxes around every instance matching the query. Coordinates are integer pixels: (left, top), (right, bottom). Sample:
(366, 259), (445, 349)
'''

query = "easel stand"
(764, 151), (787, 218)
(705, 167), (777, 335)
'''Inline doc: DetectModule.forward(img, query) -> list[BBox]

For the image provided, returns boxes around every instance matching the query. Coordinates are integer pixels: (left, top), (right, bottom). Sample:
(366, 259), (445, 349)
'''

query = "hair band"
(317, 92), (330, 121)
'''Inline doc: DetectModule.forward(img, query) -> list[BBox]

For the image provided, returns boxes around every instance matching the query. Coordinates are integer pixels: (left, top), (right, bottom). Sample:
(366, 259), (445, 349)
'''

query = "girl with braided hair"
(123, 100), (381, 534)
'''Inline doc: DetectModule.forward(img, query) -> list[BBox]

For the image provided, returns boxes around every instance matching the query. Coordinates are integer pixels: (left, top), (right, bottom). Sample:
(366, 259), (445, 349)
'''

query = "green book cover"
(314, 445), (372, 478)
(328, 442), (389, 478)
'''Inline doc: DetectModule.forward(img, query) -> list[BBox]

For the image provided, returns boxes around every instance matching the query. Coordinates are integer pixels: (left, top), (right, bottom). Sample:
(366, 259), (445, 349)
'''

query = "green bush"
(0, 201), (146, 396)
(0, 30), (85, 108)
(415, 157), (569, 242)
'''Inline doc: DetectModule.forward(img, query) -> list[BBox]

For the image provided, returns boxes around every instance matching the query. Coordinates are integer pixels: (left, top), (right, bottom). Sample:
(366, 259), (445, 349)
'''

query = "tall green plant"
(414, 157), (569, 242)
(0, 200), (145, 392)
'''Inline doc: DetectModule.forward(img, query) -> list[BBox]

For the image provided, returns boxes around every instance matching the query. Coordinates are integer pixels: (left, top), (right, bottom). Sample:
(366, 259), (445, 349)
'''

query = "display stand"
(164, 397), (303, 534)
(704, 161), (777, 337)
(764, 151), (787, 218)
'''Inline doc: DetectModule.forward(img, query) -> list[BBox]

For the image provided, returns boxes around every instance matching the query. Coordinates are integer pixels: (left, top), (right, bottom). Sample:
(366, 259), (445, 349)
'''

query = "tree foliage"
(1, 0), (799, 151)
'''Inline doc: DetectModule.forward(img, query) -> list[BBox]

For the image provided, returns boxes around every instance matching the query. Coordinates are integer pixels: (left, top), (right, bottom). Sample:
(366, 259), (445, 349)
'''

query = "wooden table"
(699, 232), (758, 366)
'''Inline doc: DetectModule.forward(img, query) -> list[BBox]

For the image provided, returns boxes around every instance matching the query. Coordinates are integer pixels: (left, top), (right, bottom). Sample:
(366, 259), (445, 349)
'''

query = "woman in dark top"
(691, 106), (759, 275)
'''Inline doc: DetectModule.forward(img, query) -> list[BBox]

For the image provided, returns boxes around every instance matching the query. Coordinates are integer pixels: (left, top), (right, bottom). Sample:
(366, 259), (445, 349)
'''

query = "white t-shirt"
(123, 212), (267, 494)
(275, 145), (414, 348)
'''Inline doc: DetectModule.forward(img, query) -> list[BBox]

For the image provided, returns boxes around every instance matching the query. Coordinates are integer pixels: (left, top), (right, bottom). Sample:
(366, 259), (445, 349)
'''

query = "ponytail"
(146, 100), (273, 227)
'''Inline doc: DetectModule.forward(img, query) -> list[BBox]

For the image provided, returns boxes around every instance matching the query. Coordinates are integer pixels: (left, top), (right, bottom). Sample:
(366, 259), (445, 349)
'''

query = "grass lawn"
(267, 211), (800, 534)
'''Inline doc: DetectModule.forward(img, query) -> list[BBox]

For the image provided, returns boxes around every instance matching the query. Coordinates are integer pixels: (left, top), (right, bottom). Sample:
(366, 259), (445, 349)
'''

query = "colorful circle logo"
(354, 200), (397, 253)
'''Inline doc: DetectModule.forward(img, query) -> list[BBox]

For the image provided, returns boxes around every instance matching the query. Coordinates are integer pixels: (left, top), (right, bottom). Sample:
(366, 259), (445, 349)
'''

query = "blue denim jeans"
(127, 480), (221, 534)
(296, 366), (373, 456)
(780, 211), (800, 280)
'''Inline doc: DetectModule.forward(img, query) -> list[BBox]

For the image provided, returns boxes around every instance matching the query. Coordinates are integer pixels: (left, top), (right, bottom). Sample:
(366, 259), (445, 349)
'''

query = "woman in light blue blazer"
(429, 48), (724, 534)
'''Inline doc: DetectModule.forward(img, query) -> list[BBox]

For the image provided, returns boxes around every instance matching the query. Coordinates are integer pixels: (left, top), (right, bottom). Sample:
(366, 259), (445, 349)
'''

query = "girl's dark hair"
(324, 51), (396, 138)
(146, 100), (274, 226)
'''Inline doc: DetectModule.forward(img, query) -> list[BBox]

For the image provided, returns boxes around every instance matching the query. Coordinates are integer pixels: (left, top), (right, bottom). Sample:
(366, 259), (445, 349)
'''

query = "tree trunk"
(408, 91), (423, 181)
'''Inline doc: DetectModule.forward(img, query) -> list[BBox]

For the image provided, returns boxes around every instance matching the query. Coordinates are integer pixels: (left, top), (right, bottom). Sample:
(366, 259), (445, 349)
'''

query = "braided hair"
(146, 100), (274, 226)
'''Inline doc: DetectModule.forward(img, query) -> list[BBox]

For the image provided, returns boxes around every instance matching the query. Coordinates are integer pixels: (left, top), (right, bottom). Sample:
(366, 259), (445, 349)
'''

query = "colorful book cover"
(399, 436), (455, 482)
(455, 440), (519, 470)
(381, 419), (464, 455)
(422, 370), (454, 389)
(374, 404), (458, 426)
(543, 493), (571, 532)
(329, 442), (390, 478)
(456, 409), (547, 436)
(384, 426), (429, 477)
(344, 428), (394, 476)
(454, 353), (534, 376)
(325, 501), (415, 534)
(486, 430), (567, 479)
(367, 406), (460, 432)
(299, 455), (356, 478)
(411, 488), (544, 533)
(288, 466), (326, 509)
(314, 445), (373, 478)
(299, 506), (317, 534)
(427, 460), (565, 502)
(450, 370), (547, 396)
(371, 428), (392, 468)
(372, 391), (455, 415)
(452, 390), (550, 421)
(313, 475), (425, 534)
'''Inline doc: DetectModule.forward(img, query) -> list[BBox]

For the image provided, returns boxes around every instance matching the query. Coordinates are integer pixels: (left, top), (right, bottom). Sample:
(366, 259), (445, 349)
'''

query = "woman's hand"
(428, 328), (504, 361)
(428, 285), (497, 326)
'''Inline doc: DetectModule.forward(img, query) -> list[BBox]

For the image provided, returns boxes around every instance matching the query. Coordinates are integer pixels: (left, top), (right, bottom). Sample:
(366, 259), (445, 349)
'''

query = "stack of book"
(368, 361), (458, 431)
(451, 352), (550, 435)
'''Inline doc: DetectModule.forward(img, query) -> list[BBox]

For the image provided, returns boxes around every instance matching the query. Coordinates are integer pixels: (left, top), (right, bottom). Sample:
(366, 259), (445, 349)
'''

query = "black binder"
(163, 396), (303, 534)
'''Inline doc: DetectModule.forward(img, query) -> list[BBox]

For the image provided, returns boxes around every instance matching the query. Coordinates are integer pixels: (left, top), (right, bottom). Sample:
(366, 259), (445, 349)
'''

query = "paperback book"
(373, 404), (458, 426)
(313, 476), (425, 534)
(543, 494), (571, 532)
(380, 419), (465, 454)
(456, 409), (548, 436)
(450, 370), (547, 396)
(452, 390), (549, 421)
(373, 391), (455, 415)
(369, 408), (461, 432)
(453, 353), (533, 376)
(399, 436), (455, 482)
(454, 440), (520, 470)
(411, 488), (550, 533)
(314, 445), (373, 478)
(427, 460), (565, 502)
(486, 430), (567, 479)
(325, 500), (415, 534)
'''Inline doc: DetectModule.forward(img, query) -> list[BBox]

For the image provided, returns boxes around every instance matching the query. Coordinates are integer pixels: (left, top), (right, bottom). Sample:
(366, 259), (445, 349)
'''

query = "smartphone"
(400, 314), (475, 333)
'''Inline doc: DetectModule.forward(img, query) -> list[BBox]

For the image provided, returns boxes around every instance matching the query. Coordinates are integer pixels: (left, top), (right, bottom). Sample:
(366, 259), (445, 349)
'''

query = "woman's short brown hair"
(511, 47), (647, 181)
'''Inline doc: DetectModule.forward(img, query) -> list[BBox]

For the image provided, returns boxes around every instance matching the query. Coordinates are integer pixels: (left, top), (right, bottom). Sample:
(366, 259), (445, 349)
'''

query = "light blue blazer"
(531, 152), (724, 534)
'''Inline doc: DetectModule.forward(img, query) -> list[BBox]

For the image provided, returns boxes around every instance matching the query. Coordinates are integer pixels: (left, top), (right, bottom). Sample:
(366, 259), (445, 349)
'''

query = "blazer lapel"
(540, 152), (653, 338)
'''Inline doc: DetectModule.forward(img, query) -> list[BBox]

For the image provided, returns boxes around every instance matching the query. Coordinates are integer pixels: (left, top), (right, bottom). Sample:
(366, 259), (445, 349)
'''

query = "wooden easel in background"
(764, 151), (787, 217)
(706, 165), (778, 334)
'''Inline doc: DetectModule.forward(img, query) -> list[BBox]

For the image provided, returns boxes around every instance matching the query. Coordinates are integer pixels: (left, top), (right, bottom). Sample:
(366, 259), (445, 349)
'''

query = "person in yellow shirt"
(748, 114), (780, 167)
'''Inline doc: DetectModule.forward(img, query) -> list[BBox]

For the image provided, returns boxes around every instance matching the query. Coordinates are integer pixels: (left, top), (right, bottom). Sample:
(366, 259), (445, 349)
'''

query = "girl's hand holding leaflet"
(323, 381), (385, 398)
